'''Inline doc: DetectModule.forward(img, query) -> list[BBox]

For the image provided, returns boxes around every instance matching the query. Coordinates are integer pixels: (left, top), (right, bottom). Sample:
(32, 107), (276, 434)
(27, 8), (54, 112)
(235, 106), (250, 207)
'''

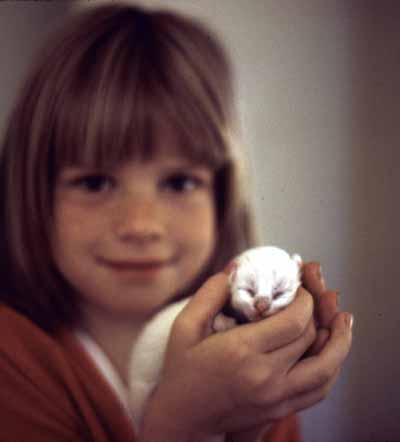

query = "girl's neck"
(79, 306), (148, 386)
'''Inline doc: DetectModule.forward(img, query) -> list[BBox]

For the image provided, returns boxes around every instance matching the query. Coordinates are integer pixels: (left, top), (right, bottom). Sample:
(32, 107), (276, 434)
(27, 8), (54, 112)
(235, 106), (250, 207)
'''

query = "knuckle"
(221, 335), (251, 366)
(237, 367), (273, 406)
(320, 382), (332, 399)
(314, 383), (331, 404)
(289, 317), (306, 338)
(251, 372), (278, 407)
(268, 401), (291, 421)
(233, 332), (254, 359)
(314, 368), (333, 387)
(244, 369), (264, 391)
(231, 344), (249, 365)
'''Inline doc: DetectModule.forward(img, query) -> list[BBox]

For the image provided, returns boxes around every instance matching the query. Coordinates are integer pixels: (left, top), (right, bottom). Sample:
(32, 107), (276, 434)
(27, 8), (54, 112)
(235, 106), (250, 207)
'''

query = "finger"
(317, 291), (338, 328)
(285, 312), (353, 397)
(273, 367), (341, 419)
(227, 425), (268, 442)
(301, 263), (339, 327)
(301, 262), (326, 299)
(176, 272), (230, 343)
(237, 287), (314, 353)
(303, 328), (330, 357)
(263, 317), (317, 372)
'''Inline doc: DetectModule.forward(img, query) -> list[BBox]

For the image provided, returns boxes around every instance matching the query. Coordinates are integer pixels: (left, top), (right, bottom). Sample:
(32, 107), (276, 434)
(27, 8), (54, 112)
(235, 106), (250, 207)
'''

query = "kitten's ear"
(292, 254), (303, 268)
(224, 260), (239, 277)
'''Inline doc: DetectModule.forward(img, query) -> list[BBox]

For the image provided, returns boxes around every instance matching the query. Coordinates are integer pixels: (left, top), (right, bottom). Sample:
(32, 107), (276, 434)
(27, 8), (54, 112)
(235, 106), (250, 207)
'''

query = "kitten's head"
(229, 250), (302, 321)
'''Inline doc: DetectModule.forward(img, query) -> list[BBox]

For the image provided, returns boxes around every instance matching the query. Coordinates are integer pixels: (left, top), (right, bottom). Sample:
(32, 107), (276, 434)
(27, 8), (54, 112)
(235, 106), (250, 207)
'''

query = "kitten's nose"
(255, 298), (270, 314)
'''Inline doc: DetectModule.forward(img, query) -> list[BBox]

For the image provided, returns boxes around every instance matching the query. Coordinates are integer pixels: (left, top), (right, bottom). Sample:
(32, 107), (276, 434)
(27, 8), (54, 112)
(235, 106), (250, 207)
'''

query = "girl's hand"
(228, 262), (353, 442)
(140, 272), (352, 442)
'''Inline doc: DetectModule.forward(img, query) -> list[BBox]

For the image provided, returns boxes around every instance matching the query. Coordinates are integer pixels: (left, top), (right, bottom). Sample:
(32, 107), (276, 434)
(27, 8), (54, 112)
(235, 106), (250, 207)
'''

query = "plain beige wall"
(2, 1), (399, 441)
(0, 2), (70, 137)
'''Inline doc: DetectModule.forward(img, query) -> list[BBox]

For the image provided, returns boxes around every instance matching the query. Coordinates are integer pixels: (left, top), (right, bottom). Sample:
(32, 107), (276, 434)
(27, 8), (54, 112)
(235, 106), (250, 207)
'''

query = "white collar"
(74, 329), (133, 420)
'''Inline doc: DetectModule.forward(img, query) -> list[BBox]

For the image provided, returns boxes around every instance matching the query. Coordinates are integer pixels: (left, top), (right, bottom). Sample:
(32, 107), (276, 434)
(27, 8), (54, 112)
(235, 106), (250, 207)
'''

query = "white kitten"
(128, 246), (302, 439)
(213, 246), (302, 331)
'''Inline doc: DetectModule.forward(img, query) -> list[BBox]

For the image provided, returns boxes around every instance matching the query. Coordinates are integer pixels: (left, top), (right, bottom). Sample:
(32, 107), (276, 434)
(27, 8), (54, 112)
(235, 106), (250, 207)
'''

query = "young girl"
(0, 4), (352, 442)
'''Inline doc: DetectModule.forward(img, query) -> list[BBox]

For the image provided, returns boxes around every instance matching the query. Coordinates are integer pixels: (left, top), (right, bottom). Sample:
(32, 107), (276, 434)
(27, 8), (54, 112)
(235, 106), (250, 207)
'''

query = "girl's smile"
(51, 147), (217, 323)
(98, 256), (177, 280)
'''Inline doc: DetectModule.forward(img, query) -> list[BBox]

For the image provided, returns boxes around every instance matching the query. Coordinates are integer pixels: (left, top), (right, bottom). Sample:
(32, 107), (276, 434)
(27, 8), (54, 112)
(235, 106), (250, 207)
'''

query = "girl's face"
(51, 144), (216, 322)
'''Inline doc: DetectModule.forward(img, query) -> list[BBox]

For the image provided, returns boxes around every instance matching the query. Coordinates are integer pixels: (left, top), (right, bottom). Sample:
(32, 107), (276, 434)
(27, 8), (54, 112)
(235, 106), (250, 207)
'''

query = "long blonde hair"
(0, 3), (258, 332)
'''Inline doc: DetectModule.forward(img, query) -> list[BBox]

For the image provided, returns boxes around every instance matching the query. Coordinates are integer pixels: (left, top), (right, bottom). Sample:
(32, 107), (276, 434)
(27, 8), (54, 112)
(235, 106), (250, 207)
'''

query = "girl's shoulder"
(0, 303), (137, 441)
(0, 303), (106, 394)
(0, 303), (57, 358)
(0, 303), (73, 395)
(0, 303), (85, 437)
(0, 302), (42, 330)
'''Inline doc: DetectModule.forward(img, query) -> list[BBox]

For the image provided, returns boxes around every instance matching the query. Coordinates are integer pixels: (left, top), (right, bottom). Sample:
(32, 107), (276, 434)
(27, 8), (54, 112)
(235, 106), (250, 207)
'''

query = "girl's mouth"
(100, 257), (174, 278)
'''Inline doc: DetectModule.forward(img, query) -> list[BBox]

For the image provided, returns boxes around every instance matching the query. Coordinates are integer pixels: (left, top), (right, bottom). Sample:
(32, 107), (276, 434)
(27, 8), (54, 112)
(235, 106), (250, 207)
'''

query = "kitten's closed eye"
(242, 287), (256, 297)
(273, 290), (285, 300)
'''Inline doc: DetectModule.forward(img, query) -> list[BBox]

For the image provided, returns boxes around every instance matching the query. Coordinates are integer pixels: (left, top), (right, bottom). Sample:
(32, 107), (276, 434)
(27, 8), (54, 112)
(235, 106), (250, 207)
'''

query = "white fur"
(128, 246), (302, 439)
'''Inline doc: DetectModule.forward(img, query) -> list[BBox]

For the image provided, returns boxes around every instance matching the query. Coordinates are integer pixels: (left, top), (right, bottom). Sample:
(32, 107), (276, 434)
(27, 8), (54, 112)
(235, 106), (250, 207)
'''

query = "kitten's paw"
(212, 313), (237, 332)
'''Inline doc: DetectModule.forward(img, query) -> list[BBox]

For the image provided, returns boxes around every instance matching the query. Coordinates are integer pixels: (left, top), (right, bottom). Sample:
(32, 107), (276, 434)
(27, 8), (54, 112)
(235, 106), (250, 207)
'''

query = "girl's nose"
(113, 195), (165, 243)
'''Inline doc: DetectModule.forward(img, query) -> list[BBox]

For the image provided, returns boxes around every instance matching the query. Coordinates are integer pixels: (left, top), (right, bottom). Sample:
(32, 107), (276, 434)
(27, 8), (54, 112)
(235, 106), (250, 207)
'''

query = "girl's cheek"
(173, 197), (216, 237)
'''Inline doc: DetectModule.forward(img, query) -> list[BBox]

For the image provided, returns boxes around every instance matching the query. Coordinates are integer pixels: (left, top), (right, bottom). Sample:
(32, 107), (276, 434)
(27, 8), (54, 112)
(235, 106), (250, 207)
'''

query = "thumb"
(175, 273), (231, 345)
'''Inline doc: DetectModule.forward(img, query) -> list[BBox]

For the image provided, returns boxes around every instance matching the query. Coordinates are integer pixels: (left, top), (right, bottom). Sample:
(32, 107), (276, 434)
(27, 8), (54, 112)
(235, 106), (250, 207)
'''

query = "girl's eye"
(162, 173), (204, 193)
(70, 174), (115, 193)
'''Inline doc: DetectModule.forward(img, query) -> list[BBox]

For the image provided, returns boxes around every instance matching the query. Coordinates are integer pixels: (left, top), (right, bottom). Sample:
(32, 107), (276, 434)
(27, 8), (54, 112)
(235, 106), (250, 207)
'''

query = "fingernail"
(318, 266), (327, 288)
(335, 291), (340, 308)
(345, 313), (354, 329)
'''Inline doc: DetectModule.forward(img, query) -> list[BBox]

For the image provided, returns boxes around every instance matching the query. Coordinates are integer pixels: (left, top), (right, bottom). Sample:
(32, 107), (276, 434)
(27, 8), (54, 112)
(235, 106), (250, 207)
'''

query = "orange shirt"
(0, 304), (301, 442)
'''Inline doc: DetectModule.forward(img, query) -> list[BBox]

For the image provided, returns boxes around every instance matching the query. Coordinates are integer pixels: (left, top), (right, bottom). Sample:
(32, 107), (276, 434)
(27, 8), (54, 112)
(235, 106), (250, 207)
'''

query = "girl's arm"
(139, 272), (352, 441)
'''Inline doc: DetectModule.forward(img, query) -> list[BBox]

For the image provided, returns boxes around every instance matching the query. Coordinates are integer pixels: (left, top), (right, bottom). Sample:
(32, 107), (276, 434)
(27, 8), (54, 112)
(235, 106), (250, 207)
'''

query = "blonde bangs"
(52, 12), (230, 174)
